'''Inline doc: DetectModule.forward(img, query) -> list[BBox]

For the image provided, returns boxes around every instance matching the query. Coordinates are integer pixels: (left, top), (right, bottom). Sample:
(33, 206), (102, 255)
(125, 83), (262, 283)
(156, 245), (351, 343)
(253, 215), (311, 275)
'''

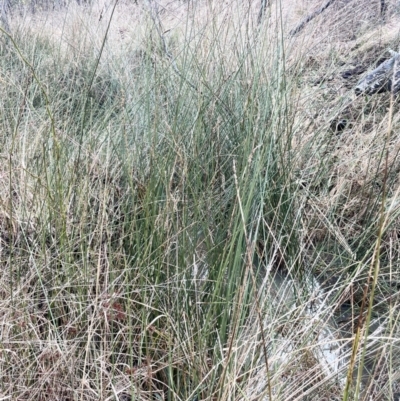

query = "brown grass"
(1, 0), (400, 400)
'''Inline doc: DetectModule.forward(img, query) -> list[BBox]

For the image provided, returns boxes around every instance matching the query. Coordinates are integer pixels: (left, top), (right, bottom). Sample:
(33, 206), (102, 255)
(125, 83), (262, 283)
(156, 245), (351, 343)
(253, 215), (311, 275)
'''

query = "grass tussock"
(1, 0), (400, 400)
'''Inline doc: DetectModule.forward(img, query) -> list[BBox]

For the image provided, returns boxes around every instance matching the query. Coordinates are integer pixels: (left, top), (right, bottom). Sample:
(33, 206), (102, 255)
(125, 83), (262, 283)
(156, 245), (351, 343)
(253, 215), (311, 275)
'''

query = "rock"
(354, 50), (400, 95)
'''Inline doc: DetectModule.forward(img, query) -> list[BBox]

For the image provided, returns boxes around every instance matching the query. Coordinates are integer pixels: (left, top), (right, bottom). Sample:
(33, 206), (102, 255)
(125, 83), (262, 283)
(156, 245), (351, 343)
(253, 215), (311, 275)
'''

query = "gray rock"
(355, 51), (400, 95)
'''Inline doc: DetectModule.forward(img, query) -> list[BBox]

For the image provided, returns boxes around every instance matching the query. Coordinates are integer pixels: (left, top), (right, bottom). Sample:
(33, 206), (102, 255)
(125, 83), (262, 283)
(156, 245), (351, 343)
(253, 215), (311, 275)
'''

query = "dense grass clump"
(1, 1), (400, 400)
